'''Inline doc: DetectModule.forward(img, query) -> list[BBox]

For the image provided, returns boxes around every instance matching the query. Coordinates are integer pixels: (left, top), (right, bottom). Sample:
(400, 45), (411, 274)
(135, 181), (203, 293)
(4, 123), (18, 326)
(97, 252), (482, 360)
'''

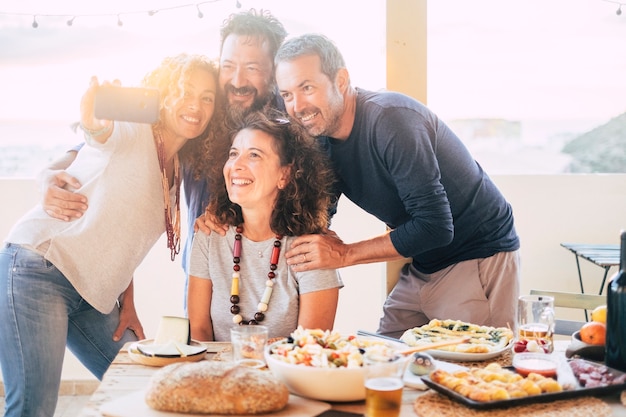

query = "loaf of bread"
(145, 361), (289, 414)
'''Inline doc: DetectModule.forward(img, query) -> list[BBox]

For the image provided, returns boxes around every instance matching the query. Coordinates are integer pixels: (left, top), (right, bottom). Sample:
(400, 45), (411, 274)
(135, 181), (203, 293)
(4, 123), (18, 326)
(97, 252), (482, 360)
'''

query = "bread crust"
(145, 361), (289, 414)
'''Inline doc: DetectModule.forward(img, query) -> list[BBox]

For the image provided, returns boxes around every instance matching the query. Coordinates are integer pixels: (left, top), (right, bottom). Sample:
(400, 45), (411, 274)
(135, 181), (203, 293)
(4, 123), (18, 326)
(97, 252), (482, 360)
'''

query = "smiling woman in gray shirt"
(188, 110), (343, 341)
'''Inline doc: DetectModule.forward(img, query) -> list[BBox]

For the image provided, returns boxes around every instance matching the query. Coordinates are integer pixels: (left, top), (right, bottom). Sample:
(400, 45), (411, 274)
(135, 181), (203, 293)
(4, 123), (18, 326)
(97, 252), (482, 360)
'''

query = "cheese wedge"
(154, 316), (191, 345)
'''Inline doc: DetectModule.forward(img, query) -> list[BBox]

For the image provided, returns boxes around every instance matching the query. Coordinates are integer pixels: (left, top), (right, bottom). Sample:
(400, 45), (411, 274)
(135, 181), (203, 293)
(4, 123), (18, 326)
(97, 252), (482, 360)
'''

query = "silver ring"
(303, 253), (307, 262)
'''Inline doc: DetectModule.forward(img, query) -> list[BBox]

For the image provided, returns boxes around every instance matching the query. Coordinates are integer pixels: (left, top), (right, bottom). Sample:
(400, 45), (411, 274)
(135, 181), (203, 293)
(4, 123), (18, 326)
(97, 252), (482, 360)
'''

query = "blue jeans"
(0, 244), (137, 417)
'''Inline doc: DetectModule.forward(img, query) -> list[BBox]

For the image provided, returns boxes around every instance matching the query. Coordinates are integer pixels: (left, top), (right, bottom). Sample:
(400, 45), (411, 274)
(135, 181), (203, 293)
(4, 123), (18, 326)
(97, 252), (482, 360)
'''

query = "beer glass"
(363, 351), (406, 417)
(516, 295), (555, 354)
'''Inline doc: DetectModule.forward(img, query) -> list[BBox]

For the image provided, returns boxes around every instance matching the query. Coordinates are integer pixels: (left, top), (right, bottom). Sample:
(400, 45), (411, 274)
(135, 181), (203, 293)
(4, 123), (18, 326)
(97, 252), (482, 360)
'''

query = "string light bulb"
(617, 4), (622, 15)
(9, 1), (247, 29)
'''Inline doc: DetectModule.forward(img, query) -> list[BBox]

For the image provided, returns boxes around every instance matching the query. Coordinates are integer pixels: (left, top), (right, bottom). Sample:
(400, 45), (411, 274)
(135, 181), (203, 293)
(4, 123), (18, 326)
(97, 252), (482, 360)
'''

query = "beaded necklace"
(155, 130), (181, 261)
(230, 225), (283, 325)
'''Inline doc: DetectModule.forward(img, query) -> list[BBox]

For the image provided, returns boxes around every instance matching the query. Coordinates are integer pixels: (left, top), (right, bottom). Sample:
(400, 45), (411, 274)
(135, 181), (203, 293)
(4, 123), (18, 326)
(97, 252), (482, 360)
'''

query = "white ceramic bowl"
(265, 330), (406, 402)
(265, 344), (367, 402)
(565, 330), (605, 361)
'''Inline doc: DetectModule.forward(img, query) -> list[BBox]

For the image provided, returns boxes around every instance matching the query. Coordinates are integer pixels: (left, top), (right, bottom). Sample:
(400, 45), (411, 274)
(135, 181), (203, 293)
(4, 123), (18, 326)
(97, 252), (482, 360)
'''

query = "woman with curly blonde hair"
(188, 110), (343, 341)
(0, 53), (220, 417)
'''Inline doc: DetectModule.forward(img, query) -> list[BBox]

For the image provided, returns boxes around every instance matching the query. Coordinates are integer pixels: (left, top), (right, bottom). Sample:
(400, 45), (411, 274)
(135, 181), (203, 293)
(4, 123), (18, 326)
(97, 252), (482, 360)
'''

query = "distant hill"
(562, 112), (626, 173)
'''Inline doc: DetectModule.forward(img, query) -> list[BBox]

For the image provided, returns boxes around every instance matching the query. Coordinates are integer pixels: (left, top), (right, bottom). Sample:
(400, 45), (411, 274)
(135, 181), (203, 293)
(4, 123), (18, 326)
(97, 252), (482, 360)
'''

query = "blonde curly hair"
(142, 53), (223, 178)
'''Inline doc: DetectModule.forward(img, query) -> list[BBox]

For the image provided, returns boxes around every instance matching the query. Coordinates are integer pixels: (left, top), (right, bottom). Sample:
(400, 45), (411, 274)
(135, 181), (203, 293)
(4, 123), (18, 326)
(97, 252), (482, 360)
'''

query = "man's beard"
(224, 84), (274, 121)
(304, 90), (344, 138)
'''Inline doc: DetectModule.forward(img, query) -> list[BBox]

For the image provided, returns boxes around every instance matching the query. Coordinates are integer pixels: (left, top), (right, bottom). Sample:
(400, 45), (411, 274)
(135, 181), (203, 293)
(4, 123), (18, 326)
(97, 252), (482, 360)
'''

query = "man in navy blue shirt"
(275, 34), (521, 338)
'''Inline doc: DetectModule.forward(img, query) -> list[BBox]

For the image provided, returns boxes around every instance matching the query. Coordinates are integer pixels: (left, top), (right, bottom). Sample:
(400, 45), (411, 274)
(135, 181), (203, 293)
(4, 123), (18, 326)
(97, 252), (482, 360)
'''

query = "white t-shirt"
(6, 123), (170, 313)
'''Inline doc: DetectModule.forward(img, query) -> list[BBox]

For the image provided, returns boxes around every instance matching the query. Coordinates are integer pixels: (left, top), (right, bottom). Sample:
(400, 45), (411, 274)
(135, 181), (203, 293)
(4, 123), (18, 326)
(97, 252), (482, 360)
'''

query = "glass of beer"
(515, 295), (555, 354)
(363, 350), (406, 417)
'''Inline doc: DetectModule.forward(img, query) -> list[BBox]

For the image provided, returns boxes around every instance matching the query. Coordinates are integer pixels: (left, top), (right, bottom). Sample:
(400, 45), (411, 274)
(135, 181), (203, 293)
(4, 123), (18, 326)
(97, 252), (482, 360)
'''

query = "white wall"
(0, 174), (625, 381)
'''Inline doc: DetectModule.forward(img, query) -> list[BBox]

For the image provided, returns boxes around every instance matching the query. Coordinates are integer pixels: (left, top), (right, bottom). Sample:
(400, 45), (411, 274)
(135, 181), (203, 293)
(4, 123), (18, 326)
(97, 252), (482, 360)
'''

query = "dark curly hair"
(194, 9), (288, 180)
(205, 110), (335, 236)
(141, 53), (224, 180)
(219, 9), (287, 60)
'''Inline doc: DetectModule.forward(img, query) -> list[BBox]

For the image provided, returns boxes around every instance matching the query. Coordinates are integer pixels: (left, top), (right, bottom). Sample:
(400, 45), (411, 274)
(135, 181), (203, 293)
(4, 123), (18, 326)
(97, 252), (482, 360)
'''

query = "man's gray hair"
(275, 33), (346, 82)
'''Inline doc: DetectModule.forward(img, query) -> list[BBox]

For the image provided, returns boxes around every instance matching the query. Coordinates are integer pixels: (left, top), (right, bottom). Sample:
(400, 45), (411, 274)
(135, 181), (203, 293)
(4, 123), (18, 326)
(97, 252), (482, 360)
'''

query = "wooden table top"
(77, 340), (625, 417)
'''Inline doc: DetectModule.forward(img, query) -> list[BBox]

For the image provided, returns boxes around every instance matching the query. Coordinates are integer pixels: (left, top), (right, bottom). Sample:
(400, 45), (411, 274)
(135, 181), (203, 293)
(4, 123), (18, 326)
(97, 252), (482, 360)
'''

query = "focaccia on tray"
(429, 363), (562, 402)
(400, 319), (514, 353)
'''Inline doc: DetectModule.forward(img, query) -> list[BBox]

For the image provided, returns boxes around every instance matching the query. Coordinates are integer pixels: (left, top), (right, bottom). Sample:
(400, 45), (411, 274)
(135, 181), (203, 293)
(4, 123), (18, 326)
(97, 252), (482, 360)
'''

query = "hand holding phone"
(94, 85), (160, 124)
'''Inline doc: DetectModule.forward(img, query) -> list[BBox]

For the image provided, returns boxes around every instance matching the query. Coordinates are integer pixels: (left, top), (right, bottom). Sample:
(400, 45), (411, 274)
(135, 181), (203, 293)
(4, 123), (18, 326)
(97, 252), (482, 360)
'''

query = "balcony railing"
(1, 174), (625, 381)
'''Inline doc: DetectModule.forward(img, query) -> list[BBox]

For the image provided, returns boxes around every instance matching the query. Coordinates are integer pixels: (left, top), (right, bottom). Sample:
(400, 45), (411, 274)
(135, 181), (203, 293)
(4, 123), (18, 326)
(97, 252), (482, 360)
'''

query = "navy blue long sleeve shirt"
(317, 88), (519, 274)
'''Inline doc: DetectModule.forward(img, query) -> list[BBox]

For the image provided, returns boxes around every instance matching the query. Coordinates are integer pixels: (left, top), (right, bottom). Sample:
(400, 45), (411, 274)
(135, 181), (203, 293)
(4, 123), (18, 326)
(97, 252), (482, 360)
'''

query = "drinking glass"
(230, 325), (268, 368)
(516, 295), (555, 354)
(363, 351), (406, 417)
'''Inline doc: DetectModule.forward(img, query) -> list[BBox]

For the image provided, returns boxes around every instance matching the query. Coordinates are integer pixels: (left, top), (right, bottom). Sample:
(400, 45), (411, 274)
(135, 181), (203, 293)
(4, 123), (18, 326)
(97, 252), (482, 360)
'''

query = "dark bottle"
(606, 230), (626, 371)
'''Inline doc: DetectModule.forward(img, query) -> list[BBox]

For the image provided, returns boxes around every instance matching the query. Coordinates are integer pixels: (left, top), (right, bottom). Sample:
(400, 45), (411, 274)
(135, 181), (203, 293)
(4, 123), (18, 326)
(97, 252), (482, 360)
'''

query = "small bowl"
(408, 352), (436, 376)
(512, 352), (558, 378)
(565, 330), (605, 362)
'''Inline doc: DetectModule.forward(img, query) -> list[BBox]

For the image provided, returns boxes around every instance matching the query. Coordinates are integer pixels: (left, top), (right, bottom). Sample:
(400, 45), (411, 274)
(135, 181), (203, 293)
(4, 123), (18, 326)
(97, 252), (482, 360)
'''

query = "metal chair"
(529, 289), (606, 335)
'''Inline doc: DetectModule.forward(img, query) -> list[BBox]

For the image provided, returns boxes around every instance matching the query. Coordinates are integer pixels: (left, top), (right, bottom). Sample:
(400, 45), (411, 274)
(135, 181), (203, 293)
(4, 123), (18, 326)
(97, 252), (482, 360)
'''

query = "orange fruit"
(579, 321), (606, 345)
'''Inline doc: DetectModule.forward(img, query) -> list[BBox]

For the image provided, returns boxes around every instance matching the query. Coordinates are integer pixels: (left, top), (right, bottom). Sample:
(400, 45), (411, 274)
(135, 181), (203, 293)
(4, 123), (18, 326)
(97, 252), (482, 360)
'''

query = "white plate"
(128, 339), (207, 367)
(403, 359), (466, 390)
(424, 341), (513, 362)
(135, 339), (207, 357)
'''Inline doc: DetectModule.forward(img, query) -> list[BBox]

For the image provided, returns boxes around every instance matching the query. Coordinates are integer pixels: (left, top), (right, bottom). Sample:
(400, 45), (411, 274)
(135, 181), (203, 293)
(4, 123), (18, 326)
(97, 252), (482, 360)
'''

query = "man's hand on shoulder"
(285, 230), (347, 272)
(194, 212), (228, 236)
(40, 170), (88, 221)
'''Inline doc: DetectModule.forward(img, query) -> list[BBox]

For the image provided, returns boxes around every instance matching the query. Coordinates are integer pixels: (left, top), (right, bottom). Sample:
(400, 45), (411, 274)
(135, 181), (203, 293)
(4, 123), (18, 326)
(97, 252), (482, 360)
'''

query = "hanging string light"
(602, 0), (624, 16)
(1, 0), (241, 29)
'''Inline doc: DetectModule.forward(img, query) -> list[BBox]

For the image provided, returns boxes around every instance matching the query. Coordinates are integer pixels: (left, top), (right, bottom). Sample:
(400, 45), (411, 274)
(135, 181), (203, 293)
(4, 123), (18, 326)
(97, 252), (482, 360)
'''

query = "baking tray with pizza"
(399, 319), (515, 362)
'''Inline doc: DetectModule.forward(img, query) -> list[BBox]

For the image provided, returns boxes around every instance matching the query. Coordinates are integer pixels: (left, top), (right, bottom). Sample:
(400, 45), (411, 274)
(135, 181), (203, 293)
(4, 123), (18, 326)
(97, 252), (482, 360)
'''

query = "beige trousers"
(377, 250), (521, 339)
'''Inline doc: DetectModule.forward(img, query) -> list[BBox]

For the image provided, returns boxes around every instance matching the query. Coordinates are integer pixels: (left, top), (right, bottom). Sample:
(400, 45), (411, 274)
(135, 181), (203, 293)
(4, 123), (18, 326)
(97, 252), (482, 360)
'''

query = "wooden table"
(78, 341), (625, 417)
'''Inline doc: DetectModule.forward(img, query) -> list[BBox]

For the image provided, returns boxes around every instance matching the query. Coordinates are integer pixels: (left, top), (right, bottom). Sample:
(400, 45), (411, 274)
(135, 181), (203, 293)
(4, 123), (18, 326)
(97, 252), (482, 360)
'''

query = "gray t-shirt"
(189, 226), (343, 340)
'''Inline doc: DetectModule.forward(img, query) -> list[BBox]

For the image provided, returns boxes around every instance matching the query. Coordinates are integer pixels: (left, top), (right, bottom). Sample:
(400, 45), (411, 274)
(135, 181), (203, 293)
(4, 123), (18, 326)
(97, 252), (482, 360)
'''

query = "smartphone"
(94, 85), (160, 124)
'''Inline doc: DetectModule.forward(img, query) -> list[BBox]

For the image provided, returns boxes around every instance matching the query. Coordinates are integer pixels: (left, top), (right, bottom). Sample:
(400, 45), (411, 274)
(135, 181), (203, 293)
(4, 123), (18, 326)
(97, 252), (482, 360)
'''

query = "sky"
(426, 0), (626, 123)
(0, 0), (385, 124)
(0, 0), (624, 132)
